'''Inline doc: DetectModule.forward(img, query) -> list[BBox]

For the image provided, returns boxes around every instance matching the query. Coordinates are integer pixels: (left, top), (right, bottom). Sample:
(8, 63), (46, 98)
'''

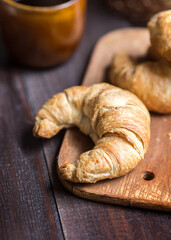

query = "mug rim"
(2, 0), (80, 12)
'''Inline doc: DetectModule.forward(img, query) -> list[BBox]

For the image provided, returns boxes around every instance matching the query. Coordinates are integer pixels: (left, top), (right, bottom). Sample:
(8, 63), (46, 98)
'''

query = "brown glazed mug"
(0, 0), (86, 67)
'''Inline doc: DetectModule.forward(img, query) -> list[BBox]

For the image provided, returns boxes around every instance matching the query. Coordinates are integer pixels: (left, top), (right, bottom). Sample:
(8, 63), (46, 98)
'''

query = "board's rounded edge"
(57, 166), (171, 212)
(58, 174), (171, 212)
(93, 27), (148, 51)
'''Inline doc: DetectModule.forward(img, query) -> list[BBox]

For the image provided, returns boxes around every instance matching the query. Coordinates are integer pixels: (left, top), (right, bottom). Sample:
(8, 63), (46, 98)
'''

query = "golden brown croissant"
(109, 52), (171, 114)
(33, 83), (150, 183)
(148, 10), (171, 62)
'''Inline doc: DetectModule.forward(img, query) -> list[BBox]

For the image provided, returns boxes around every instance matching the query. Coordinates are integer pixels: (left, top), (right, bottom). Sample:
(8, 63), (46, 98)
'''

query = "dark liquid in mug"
(14, 0), (70, 7)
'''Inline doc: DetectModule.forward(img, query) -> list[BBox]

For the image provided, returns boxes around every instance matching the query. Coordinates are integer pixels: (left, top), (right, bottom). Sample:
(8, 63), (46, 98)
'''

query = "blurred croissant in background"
(109, 10), (171, 114)
(109, 52), (171, 113)
(148, 10), (171, 62)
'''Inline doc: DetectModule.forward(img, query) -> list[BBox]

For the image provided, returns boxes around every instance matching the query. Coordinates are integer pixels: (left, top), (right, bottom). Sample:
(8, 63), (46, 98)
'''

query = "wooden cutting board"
(58, 28), (171, 211)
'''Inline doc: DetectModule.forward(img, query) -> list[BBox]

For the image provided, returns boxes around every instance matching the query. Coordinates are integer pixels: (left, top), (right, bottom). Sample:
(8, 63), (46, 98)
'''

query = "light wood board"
(58, 28), (171, 211)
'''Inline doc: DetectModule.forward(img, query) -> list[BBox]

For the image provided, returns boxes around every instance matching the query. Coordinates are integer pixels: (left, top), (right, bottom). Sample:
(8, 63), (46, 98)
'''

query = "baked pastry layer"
(33, 83), (150, 183)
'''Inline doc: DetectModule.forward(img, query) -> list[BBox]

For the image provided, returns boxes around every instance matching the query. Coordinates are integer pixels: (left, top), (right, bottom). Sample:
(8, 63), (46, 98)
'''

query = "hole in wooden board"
(142, 171), (155, 181)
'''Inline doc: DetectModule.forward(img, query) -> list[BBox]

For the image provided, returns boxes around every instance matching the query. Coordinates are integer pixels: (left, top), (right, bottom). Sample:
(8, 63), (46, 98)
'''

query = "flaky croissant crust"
(33, 83), (150, 183)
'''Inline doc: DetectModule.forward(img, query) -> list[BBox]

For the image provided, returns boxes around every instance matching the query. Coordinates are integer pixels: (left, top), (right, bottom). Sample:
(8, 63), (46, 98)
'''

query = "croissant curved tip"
(59, 163), (78, 182)
(33, 119), (60, 138)
(59, 163), (99, 183)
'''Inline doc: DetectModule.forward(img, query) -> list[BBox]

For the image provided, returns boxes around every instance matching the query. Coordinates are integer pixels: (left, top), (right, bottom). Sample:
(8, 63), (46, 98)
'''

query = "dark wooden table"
(0, 1), (171, 239)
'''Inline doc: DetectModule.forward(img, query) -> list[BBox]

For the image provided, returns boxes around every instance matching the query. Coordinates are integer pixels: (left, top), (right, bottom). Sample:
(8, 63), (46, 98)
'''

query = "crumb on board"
(163, 118), (167, 122)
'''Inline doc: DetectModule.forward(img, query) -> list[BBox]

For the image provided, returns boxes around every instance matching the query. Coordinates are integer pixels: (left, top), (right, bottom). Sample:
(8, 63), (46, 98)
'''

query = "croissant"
(109, 52), (171, 114)
(148, 10), (171, 62)
(33, 83), (150, 183)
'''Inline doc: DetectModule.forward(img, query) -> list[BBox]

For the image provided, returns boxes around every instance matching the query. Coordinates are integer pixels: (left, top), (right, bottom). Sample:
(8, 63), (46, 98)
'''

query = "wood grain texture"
(58, 28), (171, 211)
(0, 0), (171, 239)
(0, 68), (64, 240)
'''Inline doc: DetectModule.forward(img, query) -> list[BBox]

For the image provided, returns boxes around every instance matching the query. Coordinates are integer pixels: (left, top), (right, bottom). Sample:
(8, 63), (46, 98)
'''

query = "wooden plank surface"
(0, 68), (64, 240)
(58, 28), (171, 211)
(0, 0), (171, 239)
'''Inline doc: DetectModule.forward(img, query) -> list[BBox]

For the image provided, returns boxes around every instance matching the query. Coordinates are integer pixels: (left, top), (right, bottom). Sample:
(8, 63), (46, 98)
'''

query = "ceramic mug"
(0, 0), (86, 67)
